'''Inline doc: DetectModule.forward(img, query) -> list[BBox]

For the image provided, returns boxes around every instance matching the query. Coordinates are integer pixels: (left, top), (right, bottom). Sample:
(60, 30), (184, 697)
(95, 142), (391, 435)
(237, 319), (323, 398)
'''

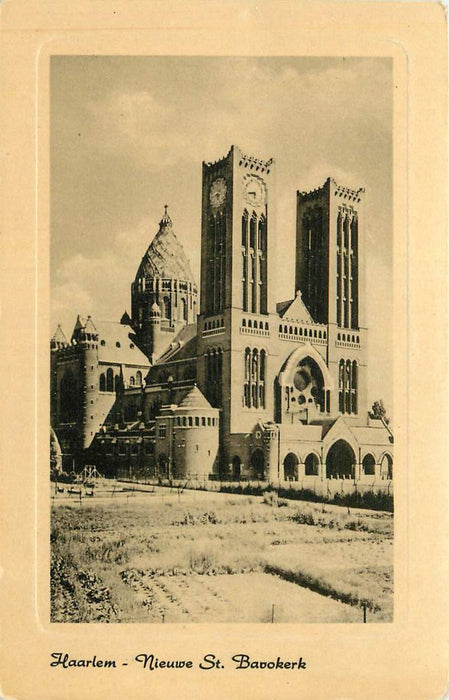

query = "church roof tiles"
(135, 206), (195, 283)
(177, 385), (213, 410)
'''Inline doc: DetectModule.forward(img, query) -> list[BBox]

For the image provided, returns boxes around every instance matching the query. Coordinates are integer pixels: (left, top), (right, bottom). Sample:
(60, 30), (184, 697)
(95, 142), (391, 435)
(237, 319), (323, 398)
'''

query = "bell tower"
(197, 146), (276, 474)
(199, 145), (276, 319)
(295, 178), (368, 418)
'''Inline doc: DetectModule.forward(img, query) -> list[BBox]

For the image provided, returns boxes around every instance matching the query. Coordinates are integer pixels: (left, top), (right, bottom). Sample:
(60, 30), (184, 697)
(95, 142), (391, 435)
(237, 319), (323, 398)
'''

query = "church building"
(50, 146), (393, 488)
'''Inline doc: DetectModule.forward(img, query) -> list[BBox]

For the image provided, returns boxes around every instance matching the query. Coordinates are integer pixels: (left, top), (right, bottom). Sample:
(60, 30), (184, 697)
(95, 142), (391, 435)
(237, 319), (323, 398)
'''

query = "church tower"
(197, 146), (276, 473)
(295, 178), (368, 418)
(131, 207), (198, 361)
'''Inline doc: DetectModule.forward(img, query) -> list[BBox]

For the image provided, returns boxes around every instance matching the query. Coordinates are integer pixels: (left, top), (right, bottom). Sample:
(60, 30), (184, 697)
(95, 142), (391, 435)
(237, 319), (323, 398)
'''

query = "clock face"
(243, 177), (266, 207)
(209, 178), (227, 209)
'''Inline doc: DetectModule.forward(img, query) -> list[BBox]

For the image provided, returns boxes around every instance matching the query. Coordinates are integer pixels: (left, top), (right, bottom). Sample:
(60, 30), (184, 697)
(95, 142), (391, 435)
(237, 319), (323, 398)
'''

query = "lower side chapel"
(50, 145), (393, 488)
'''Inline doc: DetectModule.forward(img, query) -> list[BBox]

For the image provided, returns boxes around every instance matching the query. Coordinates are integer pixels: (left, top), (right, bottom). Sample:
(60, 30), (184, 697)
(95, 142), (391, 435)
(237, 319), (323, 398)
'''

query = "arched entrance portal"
(250, 449), (265, 480)
(283, 453), (299, 481)
(232, 455), (241, 480)
(326, 440), (355, 479)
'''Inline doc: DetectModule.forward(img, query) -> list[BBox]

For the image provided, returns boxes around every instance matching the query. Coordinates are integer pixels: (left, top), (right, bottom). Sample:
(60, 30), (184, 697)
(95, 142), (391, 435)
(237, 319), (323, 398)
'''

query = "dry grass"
(51, 492), (393, 623)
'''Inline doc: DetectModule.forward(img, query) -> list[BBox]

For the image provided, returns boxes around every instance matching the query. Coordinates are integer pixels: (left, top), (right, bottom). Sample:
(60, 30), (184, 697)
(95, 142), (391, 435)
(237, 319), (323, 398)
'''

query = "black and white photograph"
(49, 55), (395, 624)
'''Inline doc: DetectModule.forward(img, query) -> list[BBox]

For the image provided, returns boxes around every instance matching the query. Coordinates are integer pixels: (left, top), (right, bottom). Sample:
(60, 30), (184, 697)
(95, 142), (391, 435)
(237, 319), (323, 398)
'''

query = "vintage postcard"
(0, 2), (447, 699)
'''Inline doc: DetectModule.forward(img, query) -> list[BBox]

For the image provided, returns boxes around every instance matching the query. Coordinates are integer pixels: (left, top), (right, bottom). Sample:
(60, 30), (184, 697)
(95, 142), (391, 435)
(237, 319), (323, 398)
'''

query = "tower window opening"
(243, 347), (265, 409)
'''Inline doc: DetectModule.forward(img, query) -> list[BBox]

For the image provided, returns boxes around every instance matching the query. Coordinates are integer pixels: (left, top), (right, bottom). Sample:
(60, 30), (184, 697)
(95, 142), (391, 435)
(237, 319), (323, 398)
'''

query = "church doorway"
(283, 453), (298, 481)
(232, 455), (241, 480)
(250, 449), (265, 480)
(326, 440), (355, 479)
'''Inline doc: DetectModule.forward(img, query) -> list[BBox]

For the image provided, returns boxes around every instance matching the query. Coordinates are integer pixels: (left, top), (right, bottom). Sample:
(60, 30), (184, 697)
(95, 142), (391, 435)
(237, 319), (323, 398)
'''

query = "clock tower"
(197, 146), (276, 474)
(199, 145), (275, 318)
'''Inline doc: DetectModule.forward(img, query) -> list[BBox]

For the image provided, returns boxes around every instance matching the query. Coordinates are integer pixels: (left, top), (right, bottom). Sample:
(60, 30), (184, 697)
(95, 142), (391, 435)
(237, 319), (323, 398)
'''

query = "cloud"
(51, 56), (393, 404)
(51, 219), (155, 335)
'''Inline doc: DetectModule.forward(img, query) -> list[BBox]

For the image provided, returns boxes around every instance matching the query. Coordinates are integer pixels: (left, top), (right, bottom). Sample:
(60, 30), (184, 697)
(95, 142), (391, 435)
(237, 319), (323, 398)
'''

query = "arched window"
(99, 373), (106, 392)
(337, 213), (342, 248)
(243, 347), (265, 409)
(161, 295), (171, 319)
(352, 361), (357, 389)
(251, 349), (258, 379)
(129, 376), (135, 386)
(106, 368), (114, 392)
(339, 360), (345, 388)
(245, 348), (251, 381)
(136, 370), (142, 386)
(241, 210), (248, 247)
(250, 213), (257, 249)
(181, 298), (187, 321)
(258, 214), (266, 251)
(260, 350), (266, 381)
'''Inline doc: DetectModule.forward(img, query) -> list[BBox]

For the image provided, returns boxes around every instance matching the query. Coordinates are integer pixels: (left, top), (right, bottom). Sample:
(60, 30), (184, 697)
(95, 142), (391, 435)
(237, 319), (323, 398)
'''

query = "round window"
(293, 369), (310, 391)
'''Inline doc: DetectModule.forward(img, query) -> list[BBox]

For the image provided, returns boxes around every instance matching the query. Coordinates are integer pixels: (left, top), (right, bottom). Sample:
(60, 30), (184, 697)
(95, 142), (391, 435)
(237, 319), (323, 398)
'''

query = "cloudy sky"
(51, 56), (392, 412)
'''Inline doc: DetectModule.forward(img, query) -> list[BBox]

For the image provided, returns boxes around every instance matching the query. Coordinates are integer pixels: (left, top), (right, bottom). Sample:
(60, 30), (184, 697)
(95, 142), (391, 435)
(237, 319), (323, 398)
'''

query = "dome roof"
(135, 206), (195, 283)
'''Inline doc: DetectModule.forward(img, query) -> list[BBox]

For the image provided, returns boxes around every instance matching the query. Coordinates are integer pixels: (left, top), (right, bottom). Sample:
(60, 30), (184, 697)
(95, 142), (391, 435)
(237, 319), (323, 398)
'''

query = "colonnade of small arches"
(337, 332), (360, 344)
(174, 415), (218, 427)
(228, 443), (393, 482)
(278, 324), (327, 340)
(242, 318), (269, 331)
(281, 445), (393, 481)
(204, 317), (224, 331)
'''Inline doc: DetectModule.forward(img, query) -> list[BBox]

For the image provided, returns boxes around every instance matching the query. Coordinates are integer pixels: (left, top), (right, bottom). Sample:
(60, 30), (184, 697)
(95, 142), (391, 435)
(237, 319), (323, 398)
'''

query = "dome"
(135, 206), (195, 283)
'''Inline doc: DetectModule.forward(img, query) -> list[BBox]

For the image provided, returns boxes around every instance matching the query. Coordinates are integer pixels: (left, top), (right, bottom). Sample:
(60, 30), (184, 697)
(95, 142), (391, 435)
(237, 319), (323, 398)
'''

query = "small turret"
(50, 324), (67, 350)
